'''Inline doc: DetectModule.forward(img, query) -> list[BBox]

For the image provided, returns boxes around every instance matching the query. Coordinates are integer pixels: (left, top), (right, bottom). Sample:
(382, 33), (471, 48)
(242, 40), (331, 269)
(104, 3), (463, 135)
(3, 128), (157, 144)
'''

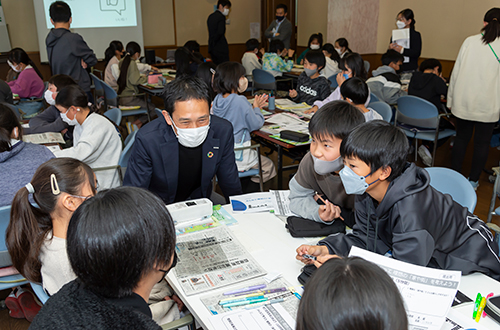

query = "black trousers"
(451, 118), (495, 182)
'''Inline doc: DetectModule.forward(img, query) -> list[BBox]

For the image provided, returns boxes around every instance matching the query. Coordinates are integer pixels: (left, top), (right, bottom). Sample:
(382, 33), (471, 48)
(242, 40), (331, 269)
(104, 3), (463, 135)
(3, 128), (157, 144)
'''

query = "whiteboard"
(0, 3), (11, 52)
(33, 0), (144, 63)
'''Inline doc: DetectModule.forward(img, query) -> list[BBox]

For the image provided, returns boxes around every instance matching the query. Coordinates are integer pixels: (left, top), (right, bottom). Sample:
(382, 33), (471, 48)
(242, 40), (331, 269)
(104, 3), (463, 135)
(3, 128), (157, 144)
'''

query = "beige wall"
(142, 0), (176, 46)
(327, 0), (380, 54)
(297, 0), (328, 47)
(377, 0), (498, 60)
(3, 0), (39, 52)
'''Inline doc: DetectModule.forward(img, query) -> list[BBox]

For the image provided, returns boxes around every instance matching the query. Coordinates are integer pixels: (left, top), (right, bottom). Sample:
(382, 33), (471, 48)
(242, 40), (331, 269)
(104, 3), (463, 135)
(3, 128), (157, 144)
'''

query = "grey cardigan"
(265, 18), (292, 49)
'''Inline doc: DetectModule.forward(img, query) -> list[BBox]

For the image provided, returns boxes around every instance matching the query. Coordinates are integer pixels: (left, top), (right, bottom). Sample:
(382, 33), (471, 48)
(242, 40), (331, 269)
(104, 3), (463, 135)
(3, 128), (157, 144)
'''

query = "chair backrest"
(98, 76), (118, 107)
(252, 69), (276, 92)
(90, 73), (103, 91)
(1, 102), (22, 121)
(368, 101), (392, 122)
(425, 167), (477, 212)
(119, 129), (138, 168)
(0, 205), (12, 268)
(396, 95), (439, 129)
(328, 73), (339, 89)
(103, 107), (122, 126)
(30, 282), (49, 304)
(364, 60), (370, 74)
(369, 92), (379, 103)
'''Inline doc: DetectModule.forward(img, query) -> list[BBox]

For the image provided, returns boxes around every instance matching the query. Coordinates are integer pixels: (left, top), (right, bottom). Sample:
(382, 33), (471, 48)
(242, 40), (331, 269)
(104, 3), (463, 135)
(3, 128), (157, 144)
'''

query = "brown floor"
(1, 136), (499, 329)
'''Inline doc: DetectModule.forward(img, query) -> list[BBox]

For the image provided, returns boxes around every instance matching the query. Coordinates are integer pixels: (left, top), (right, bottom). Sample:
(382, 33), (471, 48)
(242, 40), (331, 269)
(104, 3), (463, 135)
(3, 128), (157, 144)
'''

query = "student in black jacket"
(207, 0), (232, 65)
(408, 59), (448, 111)
(296, 121), (500, 280)
(389, 8), (422, 72)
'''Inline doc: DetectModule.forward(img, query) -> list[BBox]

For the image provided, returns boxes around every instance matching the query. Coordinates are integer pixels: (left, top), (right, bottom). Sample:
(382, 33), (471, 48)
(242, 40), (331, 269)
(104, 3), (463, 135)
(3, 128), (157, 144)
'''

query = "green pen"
(223, 297), (267, 308)
(472, 292), (482, 319)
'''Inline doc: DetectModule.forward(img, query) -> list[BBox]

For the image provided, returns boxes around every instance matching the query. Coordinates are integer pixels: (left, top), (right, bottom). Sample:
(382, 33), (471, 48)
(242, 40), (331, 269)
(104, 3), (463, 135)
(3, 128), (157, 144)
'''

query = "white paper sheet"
(270, 190), (296, 216)
(230, 192), (274, 213)
(349, 246), (461, 330)
(392, 28), (410, 63)
(23, 132), (65, 144)
(209, 304), (296, 330)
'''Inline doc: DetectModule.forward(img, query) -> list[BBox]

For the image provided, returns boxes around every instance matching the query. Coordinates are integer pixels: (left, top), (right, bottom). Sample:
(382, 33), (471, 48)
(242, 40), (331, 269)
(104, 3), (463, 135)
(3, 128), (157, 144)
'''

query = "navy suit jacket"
(123, 115), (242, 204)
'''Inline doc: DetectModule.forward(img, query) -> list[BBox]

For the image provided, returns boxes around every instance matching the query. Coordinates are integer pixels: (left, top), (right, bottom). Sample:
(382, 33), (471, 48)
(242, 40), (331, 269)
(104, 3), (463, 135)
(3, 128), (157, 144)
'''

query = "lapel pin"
(207, 151), (214, 158)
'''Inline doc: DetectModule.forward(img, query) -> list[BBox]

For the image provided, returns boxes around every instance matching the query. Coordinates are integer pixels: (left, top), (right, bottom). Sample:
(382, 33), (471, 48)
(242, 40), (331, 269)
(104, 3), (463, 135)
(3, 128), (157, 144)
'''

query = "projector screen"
(33, 0), (144, 63)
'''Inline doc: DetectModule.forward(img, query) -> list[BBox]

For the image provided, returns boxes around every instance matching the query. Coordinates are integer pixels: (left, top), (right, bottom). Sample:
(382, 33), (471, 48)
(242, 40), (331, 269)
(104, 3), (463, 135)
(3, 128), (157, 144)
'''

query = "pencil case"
(280, 130), (309, 142)
(148, 73), (161, 84)
(485, 295), (500, 325)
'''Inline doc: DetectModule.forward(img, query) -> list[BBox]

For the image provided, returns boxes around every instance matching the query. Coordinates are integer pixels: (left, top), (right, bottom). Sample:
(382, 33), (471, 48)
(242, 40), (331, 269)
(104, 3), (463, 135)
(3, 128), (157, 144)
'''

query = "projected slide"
(43, 0), (137, 29)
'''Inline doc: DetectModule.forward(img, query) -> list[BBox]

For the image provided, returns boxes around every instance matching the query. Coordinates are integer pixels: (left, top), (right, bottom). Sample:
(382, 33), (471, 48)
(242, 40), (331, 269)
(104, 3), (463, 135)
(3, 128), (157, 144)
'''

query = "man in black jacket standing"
(207, 0), (231, 65)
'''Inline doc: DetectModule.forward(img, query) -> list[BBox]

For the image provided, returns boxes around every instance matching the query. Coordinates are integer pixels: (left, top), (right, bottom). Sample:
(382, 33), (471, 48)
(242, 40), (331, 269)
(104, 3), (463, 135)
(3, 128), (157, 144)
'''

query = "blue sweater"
(212, 93), (265, 143)
(0, 141), (54, 206)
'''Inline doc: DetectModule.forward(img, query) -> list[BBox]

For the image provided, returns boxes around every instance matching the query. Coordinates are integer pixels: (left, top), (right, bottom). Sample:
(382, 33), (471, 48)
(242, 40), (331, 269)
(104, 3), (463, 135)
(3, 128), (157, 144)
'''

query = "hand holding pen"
(315, 192), (344, 222)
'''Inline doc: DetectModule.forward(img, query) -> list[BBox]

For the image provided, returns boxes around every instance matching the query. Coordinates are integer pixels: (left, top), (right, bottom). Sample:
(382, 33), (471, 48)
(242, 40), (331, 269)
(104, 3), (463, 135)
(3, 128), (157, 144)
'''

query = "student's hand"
(60, 128), (68, 135)
(337, 72), (347, 87)
(289, 89), (298, 98)
(296, 245), (329, 264)
(300, 58), (304, 65)
(390, 43), (403, 53)
(81, 59), (87, 69)
(150, 65), (159, 71)
(288, 49), (295, 58)
(254, 94), (269, 109)
(170, 294), (184, 311)
(318, 200), (342, 222)
(275, 33), (280, 37)
(313, 254), (342, 268)
(304, 106), (318, 114)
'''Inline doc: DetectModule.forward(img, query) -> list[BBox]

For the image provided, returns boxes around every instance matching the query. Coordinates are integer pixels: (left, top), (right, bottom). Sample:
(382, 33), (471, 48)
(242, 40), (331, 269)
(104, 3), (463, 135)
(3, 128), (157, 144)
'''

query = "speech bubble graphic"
(100, 0), (126, 15)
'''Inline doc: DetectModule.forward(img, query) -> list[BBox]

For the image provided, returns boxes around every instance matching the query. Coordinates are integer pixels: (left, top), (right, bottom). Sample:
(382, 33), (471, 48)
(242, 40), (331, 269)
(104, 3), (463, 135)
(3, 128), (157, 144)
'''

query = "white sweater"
(39, 233), (75, 296)
(241, 52), (262, 82)
(54, 113), (122, 189)
(321, 57), (341, 78)
(448, 34), (500, 123)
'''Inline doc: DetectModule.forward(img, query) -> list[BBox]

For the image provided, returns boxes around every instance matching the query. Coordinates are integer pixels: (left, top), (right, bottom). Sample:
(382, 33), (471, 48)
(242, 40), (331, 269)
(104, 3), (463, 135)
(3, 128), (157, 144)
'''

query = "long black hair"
(0, 103), (22, 152)
(117, 42), (141, 95)
(175, 47), (202, 77)
(335, 38), (352, 53)
(482, 8), (500, 44)
(56, 85), (97, 113)
(339, 52), (367, 80)
(104, 40), (124, 67)
(8, 48), (44, 80)
(322, 43), (341, 63)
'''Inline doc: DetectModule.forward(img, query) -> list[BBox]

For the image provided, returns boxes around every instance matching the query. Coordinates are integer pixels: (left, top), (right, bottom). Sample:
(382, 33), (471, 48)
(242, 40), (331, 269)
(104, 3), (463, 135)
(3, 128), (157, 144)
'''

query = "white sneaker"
(418, 145), (432, 167)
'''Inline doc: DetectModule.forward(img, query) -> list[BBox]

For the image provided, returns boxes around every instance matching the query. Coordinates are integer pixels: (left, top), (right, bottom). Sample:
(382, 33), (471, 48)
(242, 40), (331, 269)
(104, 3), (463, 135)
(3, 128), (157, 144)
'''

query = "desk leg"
(278, 145), (283, 189)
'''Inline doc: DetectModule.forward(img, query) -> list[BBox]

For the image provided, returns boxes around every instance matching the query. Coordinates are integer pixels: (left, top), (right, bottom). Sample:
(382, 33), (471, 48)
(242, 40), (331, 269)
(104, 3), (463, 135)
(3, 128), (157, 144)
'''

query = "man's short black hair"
(340, 120), (409, 181)
(304, 50), (326, 72)
(381, 50), (404, 66)
(419, 58), (442, 73)
(276, 4), (288, 13)
(218, 0), (231, 8)
(309, 100), (365, 141)
(340, 77), (369, 105)
(246, 39), (260, 52)
(49, 1), (71, 23)
(269, 40), (285, 53)
(67, 187), (176, 298)
(213, 61), (246, 94)
(162, 76), (211, 116)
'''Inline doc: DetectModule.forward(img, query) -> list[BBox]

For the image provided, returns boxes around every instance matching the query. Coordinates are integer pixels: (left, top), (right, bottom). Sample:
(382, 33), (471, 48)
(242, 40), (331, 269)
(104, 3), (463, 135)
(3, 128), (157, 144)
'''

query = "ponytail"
(482, 8), (500, 44)
(0, 103), (22, 152)
(5, 158), (96, 283)
(117, 41), (141, 95)
(104, 40), (124, 68)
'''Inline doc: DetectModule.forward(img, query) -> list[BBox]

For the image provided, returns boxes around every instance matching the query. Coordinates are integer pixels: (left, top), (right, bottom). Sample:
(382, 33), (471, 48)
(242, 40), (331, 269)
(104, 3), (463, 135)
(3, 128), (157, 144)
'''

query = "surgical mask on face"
(222, 8), (229, 16)
(310, 44), (320, 50)
(335, 48), (342, 55)
(312, 155), (343, 175)
(60, 108), (79, 126)
(396, 20), (406, 29)
(238, 77), (249, 93)
(304, 67), (317, 77)
(44, 89), (56, 105)
(170, 116), (210, 148)
(339, 166), (379, 195)
(276, 15), (285, 22)
(8, 60), (21, 73)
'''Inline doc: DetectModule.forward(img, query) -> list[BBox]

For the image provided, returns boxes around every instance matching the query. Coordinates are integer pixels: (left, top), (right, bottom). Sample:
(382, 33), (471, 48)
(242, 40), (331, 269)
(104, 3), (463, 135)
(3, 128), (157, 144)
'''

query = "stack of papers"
(230, 191), (296, 216)
(23, 132), (65, 144)
(260, 112), (309, 136)
(275, 99), (313, 119)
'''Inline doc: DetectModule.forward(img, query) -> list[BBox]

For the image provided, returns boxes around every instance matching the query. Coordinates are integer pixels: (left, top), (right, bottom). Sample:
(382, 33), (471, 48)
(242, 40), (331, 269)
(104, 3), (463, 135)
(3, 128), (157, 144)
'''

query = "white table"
(166, 206), (312, 330)
(167, 205), (500, 330)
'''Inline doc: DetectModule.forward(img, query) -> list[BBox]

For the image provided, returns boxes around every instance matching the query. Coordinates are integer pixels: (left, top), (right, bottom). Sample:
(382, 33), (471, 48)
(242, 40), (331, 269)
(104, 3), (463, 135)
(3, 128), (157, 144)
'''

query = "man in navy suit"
(207, 0), (231, 65)
(123, 76), (242, 204)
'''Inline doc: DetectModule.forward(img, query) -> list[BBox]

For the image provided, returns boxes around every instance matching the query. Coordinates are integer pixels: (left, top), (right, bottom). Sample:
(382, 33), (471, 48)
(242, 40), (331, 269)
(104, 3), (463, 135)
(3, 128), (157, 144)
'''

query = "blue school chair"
(424, 167), (477, 213)
(395, 95), (455, 167)
(369, 92), (379, 103)
(103, 107), (122, 126)
(0, 205), (29, 291)
(1, 102), (22, 120)
(252, 69), (276, 96)
(235, 144), (264, 192)
(368, 101), (392, 123)
(364, 60), (370, 74)
(30, 282), (49, 304)
(327, 73), (339, 90)
(90, 72), (104, 106)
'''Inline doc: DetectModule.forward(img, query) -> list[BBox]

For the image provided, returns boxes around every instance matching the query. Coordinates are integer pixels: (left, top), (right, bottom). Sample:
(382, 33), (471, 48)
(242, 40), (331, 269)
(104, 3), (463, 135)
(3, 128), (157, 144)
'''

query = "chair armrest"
(234, 144), (261, 151)
(161, 314), (194, 330)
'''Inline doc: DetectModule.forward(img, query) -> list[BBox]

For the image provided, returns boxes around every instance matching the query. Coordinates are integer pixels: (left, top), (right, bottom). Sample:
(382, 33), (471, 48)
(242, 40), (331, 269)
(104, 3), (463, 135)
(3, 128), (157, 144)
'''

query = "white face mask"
(170, 115), (210, 148)
(238, 77), (249, 93)
(335, 48), (342, 55)
(60, 108), (80, 126)
(222, 8), (229, 16)
(312, 154), (344, 175)
(310, 44), (320, 50)
(8, 60), (21, 73)
(396, 20), (406, 29)
(44, 89), (56, 106)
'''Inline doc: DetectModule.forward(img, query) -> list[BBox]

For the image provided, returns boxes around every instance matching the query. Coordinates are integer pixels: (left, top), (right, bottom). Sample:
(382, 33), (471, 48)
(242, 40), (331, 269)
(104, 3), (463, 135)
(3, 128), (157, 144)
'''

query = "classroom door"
(261, 0), (296, 51)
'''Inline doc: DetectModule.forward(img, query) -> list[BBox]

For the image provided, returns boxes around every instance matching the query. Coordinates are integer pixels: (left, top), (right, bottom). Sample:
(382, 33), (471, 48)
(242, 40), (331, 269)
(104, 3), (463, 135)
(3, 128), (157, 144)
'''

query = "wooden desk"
(152, 62), (176, 69)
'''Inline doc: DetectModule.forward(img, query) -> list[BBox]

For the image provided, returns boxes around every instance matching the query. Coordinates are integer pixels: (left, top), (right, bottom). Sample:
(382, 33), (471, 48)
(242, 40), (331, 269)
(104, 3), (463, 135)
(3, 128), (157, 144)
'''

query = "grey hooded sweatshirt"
(366, 65), (406, 104)
(320, 163), (500, 280)
(46, 28), (97, 93)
